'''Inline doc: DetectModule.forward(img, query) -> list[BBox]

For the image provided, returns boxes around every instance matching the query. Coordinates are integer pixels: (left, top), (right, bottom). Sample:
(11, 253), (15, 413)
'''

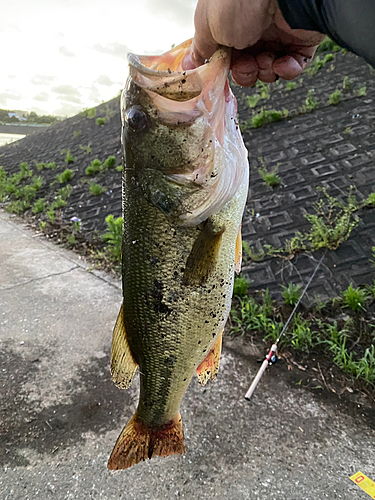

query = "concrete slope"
(0, 210), (374, 500)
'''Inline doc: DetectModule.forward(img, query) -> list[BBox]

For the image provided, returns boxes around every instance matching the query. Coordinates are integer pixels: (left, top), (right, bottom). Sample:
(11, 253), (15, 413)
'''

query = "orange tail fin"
(107, 413), (185, 470)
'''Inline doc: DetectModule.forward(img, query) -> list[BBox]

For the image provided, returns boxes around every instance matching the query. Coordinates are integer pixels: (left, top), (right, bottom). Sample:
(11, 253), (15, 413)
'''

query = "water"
(0, 133), (26, 147)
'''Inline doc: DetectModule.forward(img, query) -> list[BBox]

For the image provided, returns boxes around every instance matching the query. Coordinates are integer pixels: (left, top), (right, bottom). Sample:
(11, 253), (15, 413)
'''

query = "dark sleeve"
(277, 0), (375, 67)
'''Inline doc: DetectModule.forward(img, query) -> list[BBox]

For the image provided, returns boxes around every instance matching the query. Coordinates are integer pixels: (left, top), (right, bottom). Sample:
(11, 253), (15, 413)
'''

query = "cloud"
(53, 102), (83, 118)
(146, 0), (196, 25)
(34, 92), (49, 102)
(51, 85), (82, 104)
(88, 85), (101, 104)
(31, 74), (57, 86)
(95, 75), (115, 86)
(59, 46), (76, 57)
(51, 85), (81, 98)
(92, 41), (131, 60)
(0, 90), (22, 107)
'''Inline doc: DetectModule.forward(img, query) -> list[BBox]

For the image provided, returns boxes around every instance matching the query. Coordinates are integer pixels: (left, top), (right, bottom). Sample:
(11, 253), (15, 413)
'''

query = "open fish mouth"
(124, 40), (248, 226)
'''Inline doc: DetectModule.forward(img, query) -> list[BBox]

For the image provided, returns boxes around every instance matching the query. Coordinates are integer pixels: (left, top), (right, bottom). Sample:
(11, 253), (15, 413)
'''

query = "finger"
(272, 54), (309, 80)
(231, 54), (259, 87)
(256, 52), (278, 83)
(192, 0), (219, 64)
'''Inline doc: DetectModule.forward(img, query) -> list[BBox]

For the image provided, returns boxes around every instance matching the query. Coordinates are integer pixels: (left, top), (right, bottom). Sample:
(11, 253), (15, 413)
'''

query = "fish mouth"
(127, 39), (230, 102)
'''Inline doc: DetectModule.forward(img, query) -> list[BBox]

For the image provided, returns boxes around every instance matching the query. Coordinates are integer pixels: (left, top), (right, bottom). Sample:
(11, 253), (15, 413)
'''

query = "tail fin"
(107, 413), (185, 470)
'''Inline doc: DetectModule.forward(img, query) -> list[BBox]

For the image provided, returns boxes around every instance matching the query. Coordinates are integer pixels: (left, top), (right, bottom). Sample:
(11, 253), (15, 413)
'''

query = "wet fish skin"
(108, 40), (249, 470)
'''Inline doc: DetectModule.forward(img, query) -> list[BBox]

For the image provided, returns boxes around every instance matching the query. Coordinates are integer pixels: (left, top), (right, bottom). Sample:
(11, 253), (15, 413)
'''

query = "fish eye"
(125, 106), (150, 131)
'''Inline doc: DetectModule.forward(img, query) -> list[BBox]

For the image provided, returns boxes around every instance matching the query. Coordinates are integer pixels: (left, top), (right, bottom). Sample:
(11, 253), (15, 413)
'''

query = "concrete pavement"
(0, 210), (374, 500)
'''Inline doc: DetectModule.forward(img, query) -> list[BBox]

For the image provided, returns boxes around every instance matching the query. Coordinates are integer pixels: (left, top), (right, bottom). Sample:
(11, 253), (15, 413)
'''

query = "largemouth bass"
(108, 39), (249, 470)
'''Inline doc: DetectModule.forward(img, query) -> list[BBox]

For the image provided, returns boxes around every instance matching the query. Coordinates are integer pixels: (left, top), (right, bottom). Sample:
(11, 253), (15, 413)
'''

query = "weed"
(242, 241), (266, 262)
(36, 162), (46, 171)
(305, 56), (324, 76)
(317, 38), (341, 53)
(343, 126), (353, 135)
(65, 150), (74, 164)
(85, 159), (102, 176)
(305, 89), (318, 110)
(256, 157), (281, 187)
(324, 53), (334, 63)
(357, 86), (367, 96)
(286, 82), (297, 91)
(365, 193), (375, 207)
(104, 155), (116, 169)
(56, 169), (74, 183)
(40, 221), (46, 230)
(89, 183), (105, 196)
(247, 95), (261, 108)
(57, 185), (72, 200)
(233, 275), (250, 297)
(81, 107), (96, 119)
(288, 313), (316, 352)
(250, 108), (288, 129)
(365, 280), (375, 299)
(102, 215), (123, 262)
(341, 284), (368, 312)
(73, 130), (82, 138)
(328, 90), (342, 105)
(281, 283), (302, 306)
(46, 161), (58, 170)
(32, 198), (45, 214)
(96, 117), (106, 126)
(116, 165), (122, 172)
(80, 144), (92, 154)
(343, 76), (352, 90)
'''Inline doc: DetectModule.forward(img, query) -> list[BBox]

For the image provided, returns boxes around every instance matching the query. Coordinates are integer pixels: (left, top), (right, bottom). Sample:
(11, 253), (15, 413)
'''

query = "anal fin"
(111, 303), (138, 389)
(235, 224), (242, 274)
(196, 331), (223, 386)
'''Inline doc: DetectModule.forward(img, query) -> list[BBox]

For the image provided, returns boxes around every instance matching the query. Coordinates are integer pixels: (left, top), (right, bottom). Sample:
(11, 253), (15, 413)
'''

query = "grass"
(305, 89), (318, 111)
(281, 283), (302, 306)
(96, 117), (106, 126)
(256, 158), (281, 187)
(80, 144), (92, 154)
(247, 95), (261, 109)
(343, 76), (352, 90)
(328, 90), (342, 105)
(242, 108), (289, 131)
(85, 159), (102, 176)
(32, 198), (45, 214)
(233, 275), (250, 297)
(230, 281), (375, 388)
(81, 107), (96, 119)
(286, 82), (297, 91)
(56, 169), (74, 183)
(341, 284), (369, 312)
(102, 215), (123, 262)
(316, 37), (341, 53)
(357, 86), (367, 97)
(89, 183), (105, 196)
(61, 149), (75, 164)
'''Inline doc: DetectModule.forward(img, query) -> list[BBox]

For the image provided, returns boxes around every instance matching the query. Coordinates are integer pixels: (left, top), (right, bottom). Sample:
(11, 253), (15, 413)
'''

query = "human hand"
(183, 0), (325, 86)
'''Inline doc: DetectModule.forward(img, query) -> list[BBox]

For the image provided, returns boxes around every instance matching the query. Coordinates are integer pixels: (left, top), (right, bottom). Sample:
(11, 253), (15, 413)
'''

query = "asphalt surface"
(1, 210), (375, 500)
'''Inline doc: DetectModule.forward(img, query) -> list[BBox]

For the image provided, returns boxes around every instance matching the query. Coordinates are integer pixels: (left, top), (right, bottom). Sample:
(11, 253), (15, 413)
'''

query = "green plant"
(250, 108), (288, 129)
(104, 155), (116, 169)
(324, 53), (334, 63)
(65, 150), (74, 164)
(255, 81), (270, 99)
(89, 183), (105, 196)
(36, 162), (46, 171)
(82, 107), (96, 119)
(256, 158), (281, 187)
(40, 221), (46, 230)
(46, 161), (58, 170)
(328, 90), (342, 105)
(305, 89), (318, 110)
(343, 76), (352, 90)
(242, 241), (266, 262)
(79, 144), (92, 154)
(96, 117), (106, 126)
(341, 284), (368, 312)
(343, 126), (353, 135)
(85, 159), (102, 176)
(365, 193), (375, 207)
(365, 280), (375, 299)
(288, 313), (316, 352)
(317, 38), (341, 53)
(233, 275), (250, 297)
(247, 95), (261, 108)
(281, 283), (302, 306)
(56, 169), (74, 183)
(286, 82), (297, 91)
(102, 215), (123, 262)
(57, 185), (72, 200)
(32, 198), (45, 214)
(357, 86), (367, 96)
(116, 165), (122, 172)
(73, 130), (81, 138)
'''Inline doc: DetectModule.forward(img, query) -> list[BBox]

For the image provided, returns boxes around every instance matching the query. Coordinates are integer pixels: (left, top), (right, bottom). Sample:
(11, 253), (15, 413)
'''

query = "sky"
(1, 0), (197, 117)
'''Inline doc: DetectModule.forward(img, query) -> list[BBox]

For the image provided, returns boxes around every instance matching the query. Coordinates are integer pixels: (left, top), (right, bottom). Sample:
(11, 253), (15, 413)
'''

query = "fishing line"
(244, 249), (328, 401)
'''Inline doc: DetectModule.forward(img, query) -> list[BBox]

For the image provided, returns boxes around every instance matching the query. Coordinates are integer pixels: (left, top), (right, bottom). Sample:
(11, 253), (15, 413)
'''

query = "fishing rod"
(244, 249), (328, 401)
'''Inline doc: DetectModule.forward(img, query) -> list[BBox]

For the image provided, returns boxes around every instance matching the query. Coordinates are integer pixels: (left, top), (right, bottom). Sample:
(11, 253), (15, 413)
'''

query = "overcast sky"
(2, 0), (197, 117)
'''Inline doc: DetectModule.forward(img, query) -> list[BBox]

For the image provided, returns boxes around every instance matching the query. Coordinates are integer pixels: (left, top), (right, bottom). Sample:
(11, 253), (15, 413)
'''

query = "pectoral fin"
(111, 303), (138, 389)
(235, 225), (242, 274)
(196, 331), (223, 386)
(183, 219), (225, 286)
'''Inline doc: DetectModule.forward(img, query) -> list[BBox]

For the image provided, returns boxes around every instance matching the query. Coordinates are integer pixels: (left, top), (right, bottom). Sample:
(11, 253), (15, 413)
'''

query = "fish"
(107, 39), (249, 470)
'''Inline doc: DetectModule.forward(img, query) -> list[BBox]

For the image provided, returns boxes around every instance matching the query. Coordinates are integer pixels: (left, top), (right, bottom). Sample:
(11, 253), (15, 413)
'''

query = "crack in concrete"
(0, 265), (80, 291)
